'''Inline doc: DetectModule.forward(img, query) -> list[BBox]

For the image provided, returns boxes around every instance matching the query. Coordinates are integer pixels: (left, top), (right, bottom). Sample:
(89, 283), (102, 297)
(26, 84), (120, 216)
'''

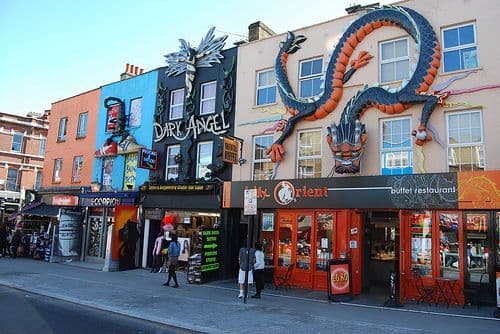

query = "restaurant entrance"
(275, 210), (335, 290)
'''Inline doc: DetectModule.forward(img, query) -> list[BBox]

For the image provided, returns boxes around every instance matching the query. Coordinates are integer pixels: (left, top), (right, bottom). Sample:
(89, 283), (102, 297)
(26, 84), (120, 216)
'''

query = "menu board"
(200, 228), (221, 273)
(411, 211), (432, 276)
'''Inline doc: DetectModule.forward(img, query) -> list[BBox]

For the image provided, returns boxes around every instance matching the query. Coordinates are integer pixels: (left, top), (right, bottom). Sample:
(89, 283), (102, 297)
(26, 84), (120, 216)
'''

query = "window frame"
(252, 134), (274, 180)
(11, 132), (24, 152)
(57, 117), (68, 142)
(379, 37), (410, 84)
(298, 57), (324, 98)
(296, 128), (322, 179)
(39, 138), (46, 156)
(169, 89), (185, 120)
(71, 155), (84, 183)
(256, 69), (277, 106)
(446, 109), (485, 172)
(76, 112), (88, 138)
(35, 170), (43, 189)
(441, 22), (478, 73)
(379, 116), (413, 175)
(196, 141), (213, 180)
(199, 81), (217, 115)
(165, 144), (180, 181)
(6, 167), (19, 191)
(52, 158), (63, 183)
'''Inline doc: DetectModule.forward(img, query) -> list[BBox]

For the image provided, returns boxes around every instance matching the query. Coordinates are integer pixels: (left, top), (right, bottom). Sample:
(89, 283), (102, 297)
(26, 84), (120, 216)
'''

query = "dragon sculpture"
(266, 5), (441, 174)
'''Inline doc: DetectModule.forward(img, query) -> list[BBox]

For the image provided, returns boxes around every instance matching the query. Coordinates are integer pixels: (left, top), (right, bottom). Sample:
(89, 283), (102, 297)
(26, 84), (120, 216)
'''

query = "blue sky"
(0, 0), (388, 116)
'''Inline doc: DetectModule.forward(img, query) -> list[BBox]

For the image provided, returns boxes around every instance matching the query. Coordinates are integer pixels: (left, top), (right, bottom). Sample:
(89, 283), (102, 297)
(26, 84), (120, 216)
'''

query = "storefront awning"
(22, 203), (61, 217)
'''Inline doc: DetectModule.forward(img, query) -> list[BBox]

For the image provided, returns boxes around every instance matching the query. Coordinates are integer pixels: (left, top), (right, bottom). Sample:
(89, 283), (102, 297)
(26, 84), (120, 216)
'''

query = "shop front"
(224, 171), (500, 305)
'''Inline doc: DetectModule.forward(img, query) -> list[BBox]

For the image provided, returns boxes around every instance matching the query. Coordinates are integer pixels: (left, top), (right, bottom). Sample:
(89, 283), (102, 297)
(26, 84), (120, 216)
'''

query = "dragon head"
(326, 119), (368, 174)
(279, 32), (307, 54)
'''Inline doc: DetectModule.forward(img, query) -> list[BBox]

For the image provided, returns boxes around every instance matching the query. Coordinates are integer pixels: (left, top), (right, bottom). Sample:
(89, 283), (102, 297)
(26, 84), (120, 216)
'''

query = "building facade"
(227, 0), (499, 305)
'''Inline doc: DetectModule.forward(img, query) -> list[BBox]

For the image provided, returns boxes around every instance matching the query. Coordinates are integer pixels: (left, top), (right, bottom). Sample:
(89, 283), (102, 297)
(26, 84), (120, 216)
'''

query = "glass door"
(312, 212), (334, 289)
(464, 212), (490, 286)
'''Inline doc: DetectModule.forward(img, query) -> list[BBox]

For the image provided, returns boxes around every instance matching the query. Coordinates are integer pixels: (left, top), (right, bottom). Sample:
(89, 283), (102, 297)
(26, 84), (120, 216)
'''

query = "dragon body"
(267, 6), (441, 174)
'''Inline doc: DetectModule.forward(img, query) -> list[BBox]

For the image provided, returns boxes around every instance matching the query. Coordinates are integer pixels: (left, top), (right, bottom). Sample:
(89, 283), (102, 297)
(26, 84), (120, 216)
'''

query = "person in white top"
(252, 242), (265, 298)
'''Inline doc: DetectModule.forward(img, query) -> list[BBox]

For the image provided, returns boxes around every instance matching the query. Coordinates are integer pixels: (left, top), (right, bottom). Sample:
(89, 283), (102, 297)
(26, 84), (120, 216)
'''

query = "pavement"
(0, 257), (499, 334)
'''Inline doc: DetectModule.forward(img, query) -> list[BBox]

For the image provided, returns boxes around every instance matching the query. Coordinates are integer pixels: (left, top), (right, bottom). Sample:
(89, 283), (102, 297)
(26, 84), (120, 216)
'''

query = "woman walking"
(163, 234), (180, 288)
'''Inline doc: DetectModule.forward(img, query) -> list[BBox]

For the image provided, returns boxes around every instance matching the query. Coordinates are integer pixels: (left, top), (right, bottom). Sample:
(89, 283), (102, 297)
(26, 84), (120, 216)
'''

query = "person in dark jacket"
(163, 233), (180, 288)
(11, 230), (22, 258)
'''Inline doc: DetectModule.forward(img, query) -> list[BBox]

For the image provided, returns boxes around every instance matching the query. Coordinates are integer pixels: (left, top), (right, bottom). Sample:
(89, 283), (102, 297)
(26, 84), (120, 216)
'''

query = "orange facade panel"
(458, 171), (500, 209)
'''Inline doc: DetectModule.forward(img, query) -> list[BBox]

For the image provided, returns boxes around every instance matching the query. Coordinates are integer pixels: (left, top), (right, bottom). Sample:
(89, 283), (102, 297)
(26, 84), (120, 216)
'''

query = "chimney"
(248, 21), (276, 42)
(120, 63), (145, 80)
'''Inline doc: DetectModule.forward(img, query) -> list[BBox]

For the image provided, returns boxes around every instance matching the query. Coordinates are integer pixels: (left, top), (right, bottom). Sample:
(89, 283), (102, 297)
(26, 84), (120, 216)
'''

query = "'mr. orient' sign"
(153, 111), (230, 142)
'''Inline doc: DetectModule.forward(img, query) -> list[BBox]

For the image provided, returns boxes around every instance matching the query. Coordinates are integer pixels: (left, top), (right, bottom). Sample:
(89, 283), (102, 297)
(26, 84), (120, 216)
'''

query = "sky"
(0, 0), (390, 116)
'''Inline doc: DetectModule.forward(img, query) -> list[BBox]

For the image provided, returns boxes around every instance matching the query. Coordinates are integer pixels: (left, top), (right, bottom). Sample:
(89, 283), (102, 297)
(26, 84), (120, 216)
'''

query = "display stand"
(187, 253), (202, 283)
(327, 258), (352, 302)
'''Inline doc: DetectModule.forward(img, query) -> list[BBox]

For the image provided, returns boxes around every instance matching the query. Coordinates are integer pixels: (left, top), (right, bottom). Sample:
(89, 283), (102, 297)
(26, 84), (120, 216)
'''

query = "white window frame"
(199, 81), (217, 115)
(53, 158), (63, 183)
(252, 135), (274, 180)
(6, 168), (19, 191)
(296, 129), (322, 179)
(11, 132), (23, 152)
(299, 57), (323, 98)
(58, 117), (68, 141)
(76, 112), (88, 138)
(196, 141), (213, 180)
(71, 156), (83, 183)
(442, 22), (478, 73)
(165, 144), (180, 180)
(379, 116), (413, 175)
(169, 89), (184, 120)
(39, 138), (46, 156)
(256, 69), (277, 106)
(379, 37), (410, 83)
(446, 110), (484, 171)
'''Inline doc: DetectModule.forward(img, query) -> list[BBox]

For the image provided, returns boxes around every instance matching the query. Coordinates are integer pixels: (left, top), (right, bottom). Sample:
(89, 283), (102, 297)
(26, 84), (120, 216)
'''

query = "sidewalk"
(0, 258), (498, 334)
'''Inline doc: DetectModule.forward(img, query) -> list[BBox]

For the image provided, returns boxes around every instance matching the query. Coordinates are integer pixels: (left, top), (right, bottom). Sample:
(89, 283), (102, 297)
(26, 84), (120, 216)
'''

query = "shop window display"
(316, 213), (333, 271)
(465, 213), (489, 283)
(411, 211), (432, 276)
(278, 215), (292, 268)
(260, 212), (274, 266)
(439, 212), (460, 279)
(296, 215), (312, 270)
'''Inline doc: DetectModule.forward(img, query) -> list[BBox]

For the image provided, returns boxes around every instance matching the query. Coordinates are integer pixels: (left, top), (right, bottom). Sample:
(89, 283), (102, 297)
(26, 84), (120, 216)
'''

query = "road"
(0, 285), (201, 334)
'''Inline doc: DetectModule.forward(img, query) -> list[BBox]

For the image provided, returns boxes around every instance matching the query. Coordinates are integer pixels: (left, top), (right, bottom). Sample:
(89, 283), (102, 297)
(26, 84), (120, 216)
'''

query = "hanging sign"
(222, 137), (239, 164)
(138, 148), (158, 170)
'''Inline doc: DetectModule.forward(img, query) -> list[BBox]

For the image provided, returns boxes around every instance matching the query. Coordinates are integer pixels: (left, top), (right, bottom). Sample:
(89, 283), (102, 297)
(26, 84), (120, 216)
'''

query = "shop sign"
(225, 173), (458, 209)
(153, 111), (230, 142)
(328, 259), (352, 301)
(201, 228), (221, 273)
(140, 184), (215, 192)
(222, 137), (239, 164)
(52, 195), (79, 206)
(138, 148), (158, 170)
(144, 208), (163, 220)
(79, 192), (138, 207)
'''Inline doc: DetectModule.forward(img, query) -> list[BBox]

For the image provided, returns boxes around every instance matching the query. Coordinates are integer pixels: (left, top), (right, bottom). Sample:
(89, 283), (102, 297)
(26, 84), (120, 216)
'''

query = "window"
(439, 212), (460, 279)
(71, 156), (83, 183)
(446, 110), (484, 172)
(200, 82), (216, 115)
(196, 141), (213, 180)
(411, 211), (433, 277)
(252, 135), (274, 180)
(11, 132), (23, 152)
(297, 129), (322, 178)
(256, 69), (276, 105)
(39, 138), (46, 156)
(165, 145), (180, 180)
(35, 171), (42, 189)
(129, 98), (142, 127)
(169, 89), (184, 120)
(53, 158), (62, 183)
(381, 117), (412, 175)
(76, 112), (88, 138)
(58, 117), (68, 141)
(380, 38), (409, 83)
(442, 23), (478, 72)
(299, 58), (323, 98)
(6, 168), (19, 191)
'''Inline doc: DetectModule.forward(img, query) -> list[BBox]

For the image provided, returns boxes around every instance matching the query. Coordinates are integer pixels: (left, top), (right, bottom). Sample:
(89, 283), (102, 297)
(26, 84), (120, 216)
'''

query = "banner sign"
(201, 228), (221, 273)
(140, 184), (215, 192)
(53, 208), (82, 257)
(328, 259), (352, 301)
(79, 192), (138, 207)
(224, 173), (458, 210)
(138, 148), (158, 170)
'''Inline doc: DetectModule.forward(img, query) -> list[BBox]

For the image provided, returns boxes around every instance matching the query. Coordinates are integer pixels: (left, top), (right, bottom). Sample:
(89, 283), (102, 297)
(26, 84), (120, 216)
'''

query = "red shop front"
(224, 171), (500, 305)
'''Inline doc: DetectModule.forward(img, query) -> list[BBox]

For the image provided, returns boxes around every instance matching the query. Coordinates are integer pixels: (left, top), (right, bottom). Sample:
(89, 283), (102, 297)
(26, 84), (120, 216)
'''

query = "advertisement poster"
(178, 237), (190, 262)
(123, 153), (137, 190)
(54, 208), (82, 257)
(328, 259), (352, 301)
(112, 206), (138, 264)
(106, 104), (120, 132)
(466, 213), (488, 232)
(102, 158), (114, 191)
(262, 213), (274, 232)
(129, 98), (142, 127)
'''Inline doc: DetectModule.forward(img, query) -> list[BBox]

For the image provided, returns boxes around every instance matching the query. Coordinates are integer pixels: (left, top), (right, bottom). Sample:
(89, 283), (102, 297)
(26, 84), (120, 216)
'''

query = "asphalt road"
(0, 285), (202, 334)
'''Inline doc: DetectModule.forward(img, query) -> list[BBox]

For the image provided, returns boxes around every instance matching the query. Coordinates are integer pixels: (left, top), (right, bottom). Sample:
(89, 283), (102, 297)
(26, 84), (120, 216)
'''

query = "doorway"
(363, 211), (400, 295)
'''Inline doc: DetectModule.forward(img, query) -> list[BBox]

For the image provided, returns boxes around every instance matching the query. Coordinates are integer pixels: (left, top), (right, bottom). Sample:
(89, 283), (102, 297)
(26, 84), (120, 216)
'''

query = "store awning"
(22, 203), (61, 217)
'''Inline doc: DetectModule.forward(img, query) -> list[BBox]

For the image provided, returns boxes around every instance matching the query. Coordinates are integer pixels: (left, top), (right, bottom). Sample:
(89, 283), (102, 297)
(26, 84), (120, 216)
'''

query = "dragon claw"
(350, 51), (373, 69)
(265, 143), (286, 162)
(412, 128), (433, 146)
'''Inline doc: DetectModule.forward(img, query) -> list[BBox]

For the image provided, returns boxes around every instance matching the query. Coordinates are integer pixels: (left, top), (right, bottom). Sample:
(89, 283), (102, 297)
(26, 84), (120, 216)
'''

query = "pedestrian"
(238, 240), (256, 298)
(163, 233), (180, 288)
(0, 223), (7, 257)
(252, 242), (265, 298)
(11, 230), (22, 258)
(151, 232), (164, 273)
